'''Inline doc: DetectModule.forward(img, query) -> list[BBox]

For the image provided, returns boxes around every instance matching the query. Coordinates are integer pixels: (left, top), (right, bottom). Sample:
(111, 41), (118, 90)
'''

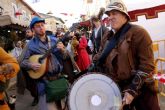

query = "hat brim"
(105, 6), (130, 20)
(34, 20), (45, 25)
(105, 6), (119, 14)
(30, 20), (45, 29)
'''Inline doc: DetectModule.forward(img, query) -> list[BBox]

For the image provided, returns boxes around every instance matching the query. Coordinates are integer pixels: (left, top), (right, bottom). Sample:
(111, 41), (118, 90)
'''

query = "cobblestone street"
(7, 86), (38, 110)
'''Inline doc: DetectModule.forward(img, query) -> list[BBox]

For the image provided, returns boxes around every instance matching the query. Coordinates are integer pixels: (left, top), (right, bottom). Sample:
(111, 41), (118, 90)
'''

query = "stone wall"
(0, 0), (37, 27)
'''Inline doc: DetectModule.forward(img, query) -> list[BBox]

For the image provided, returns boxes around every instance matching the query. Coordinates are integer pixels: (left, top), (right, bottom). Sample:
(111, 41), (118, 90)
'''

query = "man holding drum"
(93, 0), (160, 110)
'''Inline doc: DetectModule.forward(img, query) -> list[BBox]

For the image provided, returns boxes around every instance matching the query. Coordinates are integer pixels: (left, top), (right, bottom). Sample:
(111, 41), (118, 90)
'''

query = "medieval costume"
(0, 47), (20, 110)
(93, 0), (160, 110)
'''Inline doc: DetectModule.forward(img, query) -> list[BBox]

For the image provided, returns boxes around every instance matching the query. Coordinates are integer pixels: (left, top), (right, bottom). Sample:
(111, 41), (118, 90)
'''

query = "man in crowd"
(25, 28), (34, 43)
(89, 16), (109, 56)
(20, 16), (68, 110)
(16, 28), (38, 106)
(0, 47), (20, 110)
(55, 28), (64, 39)
(11, 41), (23, 60)
(24, 28), (38, 106)
(93, 0), (160, 110)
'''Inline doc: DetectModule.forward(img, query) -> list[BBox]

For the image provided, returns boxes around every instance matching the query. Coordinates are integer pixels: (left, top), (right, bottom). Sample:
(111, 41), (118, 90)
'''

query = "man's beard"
(26, 36), (33, 40)
(36, 32), (45, 37)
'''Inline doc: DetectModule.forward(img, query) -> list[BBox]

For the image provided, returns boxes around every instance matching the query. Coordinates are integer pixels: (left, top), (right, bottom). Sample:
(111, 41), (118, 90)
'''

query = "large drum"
(68, 73), (122, 110)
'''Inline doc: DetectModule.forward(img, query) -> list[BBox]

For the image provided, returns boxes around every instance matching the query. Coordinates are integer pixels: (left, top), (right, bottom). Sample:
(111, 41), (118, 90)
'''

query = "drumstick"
(120, 101), (126, 110)
(66, 50), (81, 73)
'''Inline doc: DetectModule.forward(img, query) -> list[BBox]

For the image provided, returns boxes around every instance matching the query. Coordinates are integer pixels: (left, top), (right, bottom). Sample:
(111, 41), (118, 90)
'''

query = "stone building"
(0, 0), (39, 51)
(39, 13), (65, 33)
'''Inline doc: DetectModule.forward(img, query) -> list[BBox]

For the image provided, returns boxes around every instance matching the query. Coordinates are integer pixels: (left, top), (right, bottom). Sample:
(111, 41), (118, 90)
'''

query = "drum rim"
(68, 72), (122, 109)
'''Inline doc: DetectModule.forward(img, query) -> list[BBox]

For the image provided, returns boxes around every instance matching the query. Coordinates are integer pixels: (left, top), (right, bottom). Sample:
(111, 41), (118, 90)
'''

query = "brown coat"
(93, 23), (160, 110)
(94, 24), (155, 81)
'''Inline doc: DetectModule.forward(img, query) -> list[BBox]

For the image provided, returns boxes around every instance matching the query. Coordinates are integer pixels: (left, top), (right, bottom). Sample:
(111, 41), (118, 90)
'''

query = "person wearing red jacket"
(76, 32), (91, 72)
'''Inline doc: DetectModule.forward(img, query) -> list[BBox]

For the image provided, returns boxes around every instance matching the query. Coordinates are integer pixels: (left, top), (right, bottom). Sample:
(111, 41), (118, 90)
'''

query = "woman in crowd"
(75, 32), (91, 72)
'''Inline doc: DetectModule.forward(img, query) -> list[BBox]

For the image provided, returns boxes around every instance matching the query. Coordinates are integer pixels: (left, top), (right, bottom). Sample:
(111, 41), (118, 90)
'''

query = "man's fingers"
(57, 42), (65, 51)
(31, 63), (41, 71)
(123, 92), (134, 105)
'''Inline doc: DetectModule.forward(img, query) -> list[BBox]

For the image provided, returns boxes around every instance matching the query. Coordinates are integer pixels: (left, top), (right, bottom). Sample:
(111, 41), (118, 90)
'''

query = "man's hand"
(30, 63), (41, 71)
(123, 92), (134, 105)
(57, 42), (65, 51)
(69, 32), (74, 37)
(0, 64), (15, 74)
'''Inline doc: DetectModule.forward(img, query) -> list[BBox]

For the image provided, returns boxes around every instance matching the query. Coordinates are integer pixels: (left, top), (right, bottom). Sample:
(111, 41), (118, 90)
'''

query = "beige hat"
(105, 0), (130, 20)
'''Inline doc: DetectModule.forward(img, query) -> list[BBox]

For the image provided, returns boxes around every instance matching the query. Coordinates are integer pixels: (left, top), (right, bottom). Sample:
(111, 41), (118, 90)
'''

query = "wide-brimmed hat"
(105, 0), (130, 20)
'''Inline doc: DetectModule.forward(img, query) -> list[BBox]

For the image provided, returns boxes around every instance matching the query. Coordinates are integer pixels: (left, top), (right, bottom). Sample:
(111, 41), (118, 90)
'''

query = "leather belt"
(46, 76), (58, 81)
(43, 73), (62, 81)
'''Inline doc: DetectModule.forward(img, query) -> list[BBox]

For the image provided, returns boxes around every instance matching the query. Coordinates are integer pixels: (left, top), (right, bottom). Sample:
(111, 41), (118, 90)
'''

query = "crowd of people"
(0, 0), (161, 110)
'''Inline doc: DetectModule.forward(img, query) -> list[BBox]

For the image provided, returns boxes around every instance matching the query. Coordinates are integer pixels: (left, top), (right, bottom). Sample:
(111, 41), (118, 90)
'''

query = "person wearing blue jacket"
(20, 16), (68, 110)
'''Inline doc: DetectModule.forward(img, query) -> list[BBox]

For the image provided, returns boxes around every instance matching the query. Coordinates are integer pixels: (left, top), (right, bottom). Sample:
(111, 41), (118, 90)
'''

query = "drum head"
(68, 73), (122, 110)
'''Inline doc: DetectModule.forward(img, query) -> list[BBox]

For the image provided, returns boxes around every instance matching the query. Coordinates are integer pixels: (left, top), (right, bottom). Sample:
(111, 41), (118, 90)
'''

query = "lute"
(28, 23), (80, 79)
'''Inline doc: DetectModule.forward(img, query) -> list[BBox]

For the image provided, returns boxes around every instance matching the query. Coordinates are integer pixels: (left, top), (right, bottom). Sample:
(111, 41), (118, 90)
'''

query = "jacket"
(94, 24), (155, 96)
(90, 25), (109, 53)
(76, 36), (91, 71)
(20, 36), (65, 77)
(94, 24), (155, 80)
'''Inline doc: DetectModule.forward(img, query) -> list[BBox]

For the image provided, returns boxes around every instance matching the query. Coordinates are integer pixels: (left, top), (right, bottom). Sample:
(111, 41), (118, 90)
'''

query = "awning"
(0, 15), (30, 27)
(0, 15), (12, 26)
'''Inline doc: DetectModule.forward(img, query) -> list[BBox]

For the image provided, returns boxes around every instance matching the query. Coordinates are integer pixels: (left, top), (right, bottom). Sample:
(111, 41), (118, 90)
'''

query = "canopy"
(0, 15), (29, 27)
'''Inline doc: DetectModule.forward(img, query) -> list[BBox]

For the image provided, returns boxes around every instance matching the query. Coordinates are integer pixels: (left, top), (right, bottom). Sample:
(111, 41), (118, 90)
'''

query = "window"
(12, 3), (18, 18)
(27, 14), (31, 21)
(22, 10), (27, 21)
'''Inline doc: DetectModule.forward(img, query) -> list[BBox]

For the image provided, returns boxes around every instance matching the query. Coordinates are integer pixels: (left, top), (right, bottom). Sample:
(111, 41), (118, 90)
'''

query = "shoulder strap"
(98, 23), (131, 65)
(47, 36), (51, 49)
